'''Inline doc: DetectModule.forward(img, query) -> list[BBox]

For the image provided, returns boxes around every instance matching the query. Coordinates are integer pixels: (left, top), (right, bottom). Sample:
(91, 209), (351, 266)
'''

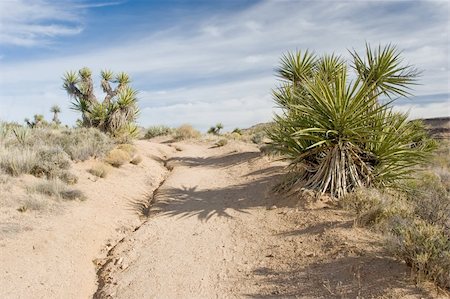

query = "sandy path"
(96, 140), (440, 299)
(0, 141), (172, 299)
(1, 139), (441, 298)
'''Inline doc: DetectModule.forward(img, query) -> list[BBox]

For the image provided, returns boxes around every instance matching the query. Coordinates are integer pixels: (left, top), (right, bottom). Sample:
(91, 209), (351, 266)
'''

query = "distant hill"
(421, 117), (450, 139)
(244, 116), (450, 139)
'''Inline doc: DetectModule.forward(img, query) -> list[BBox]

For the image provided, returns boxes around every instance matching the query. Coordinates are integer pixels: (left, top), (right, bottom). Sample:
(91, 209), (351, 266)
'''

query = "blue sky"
(0, 0), (448, 130)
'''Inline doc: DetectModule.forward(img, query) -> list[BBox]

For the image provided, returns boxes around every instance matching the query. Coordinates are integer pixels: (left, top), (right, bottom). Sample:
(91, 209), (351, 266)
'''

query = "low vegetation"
(104, 148), (131, 167)
(174, 124), (201, 140)
(0, 123), (113, 214)
(144, 125), (173, 139)
(88, 162), (111, 178)
(30, 179), (86, 201)
(341, 141), (450, 290)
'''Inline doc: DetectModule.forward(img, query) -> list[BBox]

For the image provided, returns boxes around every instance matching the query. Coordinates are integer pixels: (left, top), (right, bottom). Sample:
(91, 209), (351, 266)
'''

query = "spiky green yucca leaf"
(101, 70), (113, 81)
(350, 44), (420, 98)
(277, 50), (317, 84)
(268, 44), (434, 198)
(116, 72), (130, 85)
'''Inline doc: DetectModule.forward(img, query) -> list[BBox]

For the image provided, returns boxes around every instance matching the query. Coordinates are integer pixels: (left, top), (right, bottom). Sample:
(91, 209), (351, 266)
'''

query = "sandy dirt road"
(95, 141), (438, 299)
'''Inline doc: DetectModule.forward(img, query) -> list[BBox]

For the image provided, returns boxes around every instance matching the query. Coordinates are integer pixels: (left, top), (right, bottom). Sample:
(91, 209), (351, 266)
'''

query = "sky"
(0, 0), (449, 131)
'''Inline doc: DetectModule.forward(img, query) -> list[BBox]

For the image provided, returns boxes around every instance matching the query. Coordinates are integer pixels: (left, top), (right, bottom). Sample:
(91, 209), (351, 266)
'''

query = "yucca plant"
(268, 44), (436, 198)
(62, 68), (139, 140)
(50, 105), (61, 125)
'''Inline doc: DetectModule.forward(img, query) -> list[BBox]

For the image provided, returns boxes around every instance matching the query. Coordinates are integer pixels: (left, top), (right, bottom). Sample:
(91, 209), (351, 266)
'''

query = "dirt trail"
(0, 139), (442, 298)
(96, 141), (439, 299)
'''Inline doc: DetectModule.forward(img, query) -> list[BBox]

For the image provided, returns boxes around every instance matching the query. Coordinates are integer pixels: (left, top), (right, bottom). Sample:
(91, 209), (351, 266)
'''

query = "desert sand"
(0, 138), (443, 298)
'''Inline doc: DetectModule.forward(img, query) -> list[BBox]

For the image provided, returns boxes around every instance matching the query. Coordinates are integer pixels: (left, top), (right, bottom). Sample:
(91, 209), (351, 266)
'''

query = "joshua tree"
(50, 105), (61, 124)
(268, 44), (436, 198)
(62, 67), (139, 140)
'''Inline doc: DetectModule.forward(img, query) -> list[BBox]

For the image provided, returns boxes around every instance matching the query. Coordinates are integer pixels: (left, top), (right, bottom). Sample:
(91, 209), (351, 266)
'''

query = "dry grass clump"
(116, 143), (137, 156)
(144, 125), (173, 139)
(88, 162), (111, 178)
(104, 148), (131, 167)
(58, 170), (78, 185)
(340, 188), (412, 227)
(214, 139), (228, 147)
(0, 147), (37, 176)
(30, 146), (71, 178)
(17, 195), (49, 212)
(30, 179), (86, 201)
(174, 124), (201, 141)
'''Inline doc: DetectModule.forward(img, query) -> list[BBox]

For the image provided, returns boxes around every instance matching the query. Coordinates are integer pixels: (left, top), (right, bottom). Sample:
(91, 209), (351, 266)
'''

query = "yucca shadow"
(150, 170), (284, 221)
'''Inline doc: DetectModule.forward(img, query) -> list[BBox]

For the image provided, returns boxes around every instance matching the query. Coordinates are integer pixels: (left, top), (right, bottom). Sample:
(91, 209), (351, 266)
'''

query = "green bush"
(144, 125), (173, 139)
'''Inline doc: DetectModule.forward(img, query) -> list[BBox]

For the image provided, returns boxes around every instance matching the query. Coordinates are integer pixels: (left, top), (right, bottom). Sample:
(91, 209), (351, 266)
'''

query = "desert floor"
(0, 138), (443, 298)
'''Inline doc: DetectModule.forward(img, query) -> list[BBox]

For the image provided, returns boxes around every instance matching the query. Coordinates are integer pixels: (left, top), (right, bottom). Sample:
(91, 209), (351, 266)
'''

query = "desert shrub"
(31, 179), (85, 200)
(58, 170), (78, 185)
(390, 218), (450, 288)
(88, 162), (111, 178)
(174, 124), (201, 140)
(144, 125), (173, 139)
(341, 188), (412, 227)
(251, 132), (265, 144)
(406, 172), (450, 228)
(130, 155), (143, 165)
(268, 45), (435, 198)
(104, 148), (131, 167)
(30, 146), (71, 179)
(58, 128), (113, 161)
(214, 139), (228, 147)
(0, 147), (38, 176)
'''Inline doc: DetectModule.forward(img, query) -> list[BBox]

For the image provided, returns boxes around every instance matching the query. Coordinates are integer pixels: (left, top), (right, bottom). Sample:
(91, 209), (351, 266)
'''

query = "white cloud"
(0, 0), (83, 46)
(0, 0), (448, 129)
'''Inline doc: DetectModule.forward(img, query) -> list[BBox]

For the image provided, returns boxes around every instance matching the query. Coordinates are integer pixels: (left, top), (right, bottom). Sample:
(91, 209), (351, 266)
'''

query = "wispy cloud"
(0, 0), (84, 46)
(0, 0), (448, 129)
